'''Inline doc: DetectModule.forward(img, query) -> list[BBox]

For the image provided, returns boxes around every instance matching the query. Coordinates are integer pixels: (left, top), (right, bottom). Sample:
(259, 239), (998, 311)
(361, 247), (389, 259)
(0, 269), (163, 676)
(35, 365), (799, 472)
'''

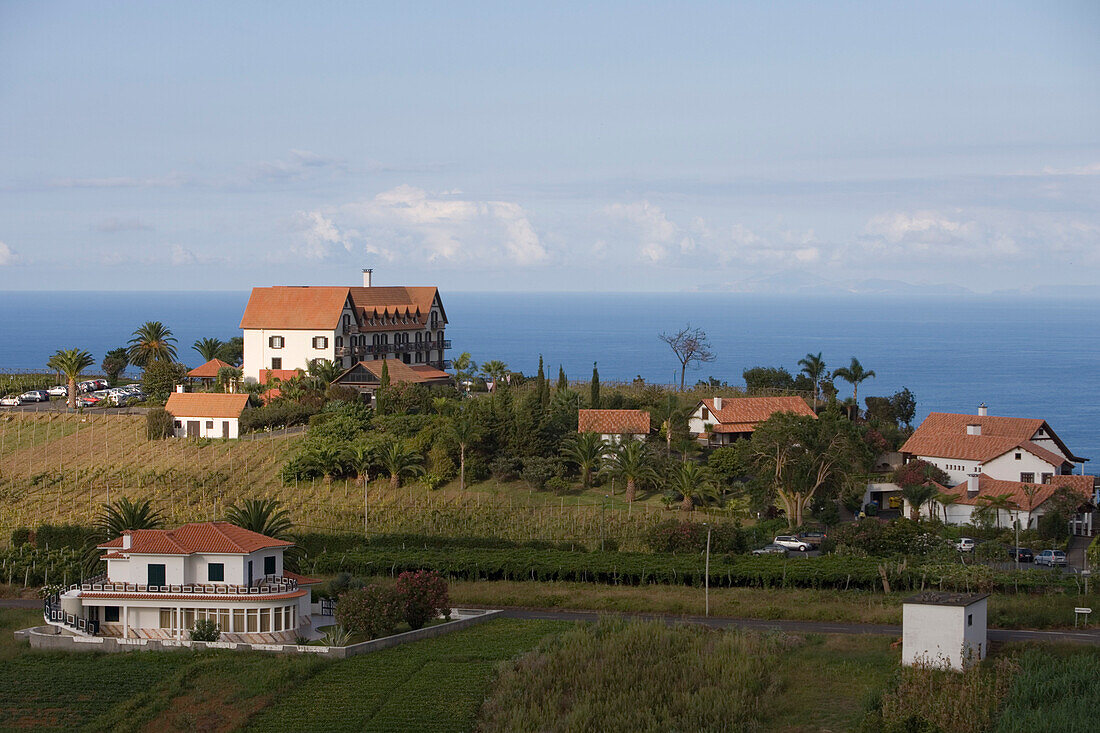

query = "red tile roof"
(902, 412), (1083, 463)
(239, 285), (444, 331)
(165, 392), (250, 419)
(699, 396), (815, 432)
(187, 358), (235, 379)
(284, 570), (322, 586)
(98, 521), (294, 555)
(578, 409), (651, 435)
(940, 474), (1095, 508)
(334, 359), (452, 386)
(259, 369), (304, 385)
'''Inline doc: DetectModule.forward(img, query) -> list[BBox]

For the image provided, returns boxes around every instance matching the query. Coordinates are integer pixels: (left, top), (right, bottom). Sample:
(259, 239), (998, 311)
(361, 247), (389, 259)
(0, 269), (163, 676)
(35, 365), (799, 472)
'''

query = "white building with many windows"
(239, 269), (449, 382)
(46, 522), (321, 643)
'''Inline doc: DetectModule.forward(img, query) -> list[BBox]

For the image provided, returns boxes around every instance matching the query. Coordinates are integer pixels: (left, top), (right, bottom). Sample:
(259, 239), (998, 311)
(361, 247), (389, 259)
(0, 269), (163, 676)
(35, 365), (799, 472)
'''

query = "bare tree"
(659, 324), (716, 390)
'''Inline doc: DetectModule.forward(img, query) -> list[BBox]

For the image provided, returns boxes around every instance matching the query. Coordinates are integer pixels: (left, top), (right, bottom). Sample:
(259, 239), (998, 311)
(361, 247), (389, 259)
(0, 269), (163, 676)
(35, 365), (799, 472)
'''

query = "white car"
(0, 395), (24, 407)
(47, 385), (69, 397)
(20, 390), (49, 402)
(772, 535), (811, 552)
(955, 537), (977, 552)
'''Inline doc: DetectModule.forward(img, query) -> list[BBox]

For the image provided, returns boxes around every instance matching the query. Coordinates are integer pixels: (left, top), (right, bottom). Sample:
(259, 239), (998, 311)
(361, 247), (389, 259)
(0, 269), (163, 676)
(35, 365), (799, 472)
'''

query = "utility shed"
(902, 592), (988, 671)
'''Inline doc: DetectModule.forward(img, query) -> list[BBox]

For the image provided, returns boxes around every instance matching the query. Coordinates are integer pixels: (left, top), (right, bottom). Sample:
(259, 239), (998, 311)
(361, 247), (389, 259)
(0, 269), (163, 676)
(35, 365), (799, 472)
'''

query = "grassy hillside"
(0, 412), (688, 548)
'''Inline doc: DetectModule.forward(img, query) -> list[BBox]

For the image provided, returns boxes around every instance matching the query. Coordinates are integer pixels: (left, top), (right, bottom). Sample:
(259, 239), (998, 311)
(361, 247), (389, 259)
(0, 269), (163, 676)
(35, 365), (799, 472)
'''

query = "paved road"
(495, 607), (1100, 646)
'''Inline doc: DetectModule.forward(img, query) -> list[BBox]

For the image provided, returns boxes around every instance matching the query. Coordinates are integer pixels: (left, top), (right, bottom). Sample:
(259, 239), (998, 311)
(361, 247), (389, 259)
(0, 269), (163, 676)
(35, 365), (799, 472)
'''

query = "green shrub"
(10, 527), (31, 548)
(189, 618), (221, 642)
(145, 407), (174, 440)
(645, 520), (746, 554)
(335, 584), (403, 639)
(240, 402), (316, 432)
(141, 361), (189, 402)
(489, 455), (523, 482)
(34, 524), (99, 551)
(395, 570), (449, 629)
(520, 456), (564, 490)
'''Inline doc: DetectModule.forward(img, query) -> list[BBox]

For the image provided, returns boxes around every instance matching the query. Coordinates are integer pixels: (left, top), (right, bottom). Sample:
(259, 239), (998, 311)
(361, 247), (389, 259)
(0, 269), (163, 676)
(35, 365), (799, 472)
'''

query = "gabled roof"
(165, 392), (250, 419)
(240, 286), (351, 330)
(98, 521), (294, 555)
(698, 396), (816, 432)
(902, 412), (1083, 463)
(939, 473), (1095, 508)
(334, 359), (452, 386)
(187, 358), (234, 379)
(578, 409), (651, 435)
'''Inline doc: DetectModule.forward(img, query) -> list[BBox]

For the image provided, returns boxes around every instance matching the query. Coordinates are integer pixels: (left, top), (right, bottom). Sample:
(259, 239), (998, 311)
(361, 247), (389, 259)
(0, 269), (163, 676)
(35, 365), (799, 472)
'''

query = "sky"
(1, 1), (1098, 293)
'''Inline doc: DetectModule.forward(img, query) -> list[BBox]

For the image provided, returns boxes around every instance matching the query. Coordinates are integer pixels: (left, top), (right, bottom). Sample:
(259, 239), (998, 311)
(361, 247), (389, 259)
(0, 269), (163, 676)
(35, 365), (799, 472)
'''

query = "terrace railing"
(71, 574), (300, 596)
(43, 595), (99, 636)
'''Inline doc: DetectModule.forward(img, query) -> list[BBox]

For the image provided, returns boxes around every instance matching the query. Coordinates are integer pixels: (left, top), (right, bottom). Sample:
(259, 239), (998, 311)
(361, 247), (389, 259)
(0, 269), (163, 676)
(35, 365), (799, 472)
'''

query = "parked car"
(1034, 549), (1067, 567)
(91, 379), (109, 390)
(955, 537), (978, 552)
(0, 395), (24, 407)
(77, 380), (97, 393)
(47, 385), (69, 397)
(773, 535), (811, 552)
(1008, 547), (1033, 563)
(19, 390), (49, 402)
(752, 544), (788, 555)
(77, 395), (101, 407)
(798, 530), (827, 545)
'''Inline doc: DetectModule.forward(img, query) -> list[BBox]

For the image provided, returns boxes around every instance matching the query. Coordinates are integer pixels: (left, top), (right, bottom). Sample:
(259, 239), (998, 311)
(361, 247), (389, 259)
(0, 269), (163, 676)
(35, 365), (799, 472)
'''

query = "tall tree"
(563, 432), (608, 488)
(97, 497), (166, 539)
(798, 352), (827, 411)
(380, 441), (424, 489)
(451, 412), (482, 492)
(128, 321), (178, 367)
(193, 337), (224, 362)
(603, 439), (657, 502)
(659, 324), (716, 390)
(590, 362), (600, 409)
(47, 348), (94, 409)
(900, 483), (938, 521)
(536, 355), (549, 413)
(935, 491), (960, 524)
(480, 360), (509, 390)
(452, 352), (477, 392)
(225, 499), (293, 539)
(832, 357), (876, 406)
(978, 493), (1018, 530)
(101, 347), (129, 386)
(215, 337), (244, 366)
(556, 365), (568, 392)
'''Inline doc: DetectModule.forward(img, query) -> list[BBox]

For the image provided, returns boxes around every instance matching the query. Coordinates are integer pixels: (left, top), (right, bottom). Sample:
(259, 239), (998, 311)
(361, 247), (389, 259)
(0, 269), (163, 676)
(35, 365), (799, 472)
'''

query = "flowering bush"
(335, 584), (403, 639)
(395, 570), (450, 630)
(189, 618), (221, 642)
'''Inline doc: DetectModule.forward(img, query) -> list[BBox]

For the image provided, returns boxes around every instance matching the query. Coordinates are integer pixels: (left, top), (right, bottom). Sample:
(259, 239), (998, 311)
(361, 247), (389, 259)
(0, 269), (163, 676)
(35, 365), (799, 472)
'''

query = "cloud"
(601, 202), (679, 262)
(295, 185), (548, 266)
(169, 244), (198, 266)
(93, 217), (153, 233)
(251, 150), (348, 182)
(1038, 162), (1100, 176)
(0, 241), (17, 265)
(49, 173), (188, 189)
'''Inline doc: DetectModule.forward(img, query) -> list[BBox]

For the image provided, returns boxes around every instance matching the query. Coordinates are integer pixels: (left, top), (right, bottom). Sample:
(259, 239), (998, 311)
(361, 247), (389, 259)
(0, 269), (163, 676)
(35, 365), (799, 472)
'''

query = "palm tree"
(225, 498), (293, 539)
(451, 414), (481, 492)
(304, 444), (348, 485)
(97, 497), (166, 539)
(380, 441), (424, 489)
(671, 461), (717, 512)
(193, 337), (224, 362)
(832, 357), (876, 406)
(602, 439), (658, 502)
(979, 494), (1018, 530)
(900, 483), (938, 521)
(798, 352), (827, 411)
(47, 348), (94, 409)
(128, 321), (178, 367)
(935, 491), (960, 524)
(347, 443), (377, 486)
(307, 358), (341, 388)
(480, 360), (509, 390)
(431, 397), (454, 416)
(563, 432), (608, 488)
(1021, 483), (1041, 529)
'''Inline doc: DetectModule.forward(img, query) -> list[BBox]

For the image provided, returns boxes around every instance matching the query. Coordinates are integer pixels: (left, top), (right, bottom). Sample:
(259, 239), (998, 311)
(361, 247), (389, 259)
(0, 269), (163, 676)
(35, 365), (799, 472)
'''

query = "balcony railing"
(72, 574), (300, 596)
(336, 341), (450, 359)
(44, 596), (99, 635)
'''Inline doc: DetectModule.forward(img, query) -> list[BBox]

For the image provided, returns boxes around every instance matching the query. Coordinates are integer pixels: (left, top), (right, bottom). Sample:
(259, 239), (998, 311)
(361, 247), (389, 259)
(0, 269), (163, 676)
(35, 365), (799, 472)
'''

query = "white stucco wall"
(983, 449), (1059, 483)
(242, 328), (338, 381)
(106, 549), (285, 586)
(171, 415), (240, 439)
(902, 599), (987, 670)
(599, 433), (646, 445)
(917, 456), (984, 486)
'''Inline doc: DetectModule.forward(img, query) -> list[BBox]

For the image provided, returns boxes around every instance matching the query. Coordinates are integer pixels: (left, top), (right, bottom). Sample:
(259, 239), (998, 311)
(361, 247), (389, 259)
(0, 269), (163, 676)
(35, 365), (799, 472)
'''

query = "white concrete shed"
(902, 591), (988, 671)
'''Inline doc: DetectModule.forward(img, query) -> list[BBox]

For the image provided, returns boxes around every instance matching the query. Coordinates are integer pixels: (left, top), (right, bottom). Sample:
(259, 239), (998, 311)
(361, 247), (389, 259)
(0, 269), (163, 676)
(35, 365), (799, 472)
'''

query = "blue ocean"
(1, 291), (1097, 463)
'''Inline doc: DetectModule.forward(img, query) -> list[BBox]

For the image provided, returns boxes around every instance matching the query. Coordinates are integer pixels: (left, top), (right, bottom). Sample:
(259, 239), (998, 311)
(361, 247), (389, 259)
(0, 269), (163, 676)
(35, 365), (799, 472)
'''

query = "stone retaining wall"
(16, 608), (501, 659)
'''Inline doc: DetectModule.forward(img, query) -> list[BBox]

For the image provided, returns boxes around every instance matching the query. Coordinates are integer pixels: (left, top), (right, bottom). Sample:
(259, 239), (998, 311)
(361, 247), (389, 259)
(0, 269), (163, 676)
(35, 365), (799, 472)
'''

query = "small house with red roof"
(331, 358), (452, 405)
(185, 358), (235, 387)
(687, 396), (816, 446)
(45, 521), (322, 643)
(914, 473), (1097, 531)
(578, 409), (651, 444)
(165, 391), (250, 439)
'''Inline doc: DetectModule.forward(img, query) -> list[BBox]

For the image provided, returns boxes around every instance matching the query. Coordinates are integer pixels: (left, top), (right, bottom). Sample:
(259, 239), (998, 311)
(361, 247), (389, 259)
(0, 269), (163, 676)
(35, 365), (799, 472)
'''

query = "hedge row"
(295, 532), (589, 557)
(1, 546), (86, 587)
(305, 547), (1077, 594)
(10, 524), (101, 551)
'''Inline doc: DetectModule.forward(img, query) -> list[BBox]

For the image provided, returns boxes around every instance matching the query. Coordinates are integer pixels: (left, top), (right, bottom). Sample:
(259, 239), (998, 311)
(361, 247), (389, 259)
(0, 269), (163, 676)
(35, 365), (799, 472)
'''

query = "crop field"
(0, 412), (693, 550)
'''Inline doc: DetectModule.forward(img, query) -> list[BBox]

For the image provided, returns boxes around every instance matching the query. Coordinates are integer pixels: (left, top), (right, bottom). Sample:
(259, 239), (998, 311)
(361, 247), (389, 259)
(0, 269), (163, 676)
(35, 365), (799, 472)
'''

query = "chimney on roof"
(175, 384), (185, 394)
(966, 424), (981, 436)
(978, 403), (988, 416)
(714, 396), (723, 410)
(966, 474), (980, 498)
(121, 532), (132, 550)
(362, 268), (373, 287)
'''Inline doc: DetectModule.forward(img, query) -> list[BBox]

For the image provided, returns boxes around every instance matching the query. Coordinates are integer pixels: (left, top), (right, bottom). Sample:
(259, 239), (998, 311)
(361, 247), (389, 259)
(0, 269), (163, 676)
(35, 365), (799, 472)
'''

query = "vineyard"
(0, 412), (691, 550)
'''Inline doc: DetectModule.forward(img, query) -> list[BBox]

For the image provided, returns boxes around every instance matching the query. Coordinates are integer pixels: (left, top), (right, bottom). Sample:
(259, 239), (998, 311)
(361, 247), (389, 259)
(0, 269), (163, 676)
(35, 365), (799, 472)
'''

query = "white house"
(577, 409), (650, 444)
(900, 405), (1087, 486)
(46, 522), (321, 643)
(902, 592), (988, 671)
(687, 396), (816, 446)
(239, 269), (449, 381)
(165, 391), (249, 439)
(916, 473), (1096, 530)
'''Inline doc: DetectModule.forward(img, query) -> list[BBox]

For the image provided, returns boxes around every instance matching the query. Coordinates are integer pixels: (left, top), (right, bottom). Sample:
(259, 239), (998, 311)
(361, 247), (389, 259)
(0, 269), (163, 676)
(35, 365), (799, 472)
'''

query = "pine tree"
(536, 355), (549, 413)
(380, 358), (390, 388)
(557, 365), (568, 392)
(375, 358), (392, 415)
(590, 361), (600, 409)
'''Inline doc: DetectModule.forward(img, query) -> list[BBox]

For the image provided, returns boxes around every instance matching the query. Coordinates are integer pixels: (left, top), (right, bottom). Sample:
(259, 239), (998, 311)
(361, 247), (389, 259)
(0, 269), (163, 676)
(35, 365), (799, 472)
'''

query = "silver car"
(1034, 549), (1067, 567)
